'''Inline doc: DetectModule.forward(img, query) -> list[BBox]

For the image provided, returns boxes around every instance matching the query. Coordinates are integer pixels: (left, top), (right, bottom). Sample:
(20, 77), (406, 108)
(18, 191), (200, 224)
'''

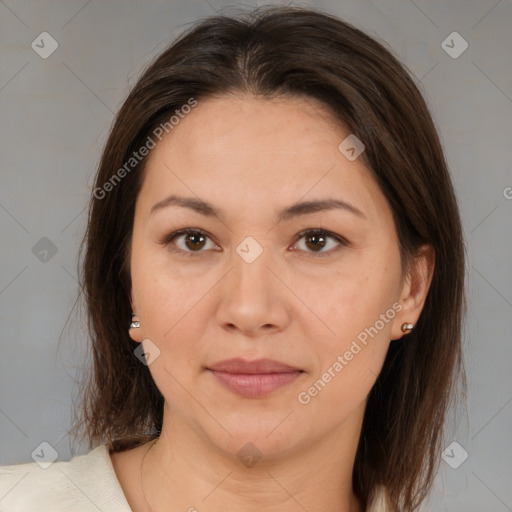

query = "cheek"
(296, 355), (379, 430)
(299, 250), (401, 396)
(130, 236), (209, 332)
(129, 242), (207, 395)
(309, 252), (400, 341)
(132, 278), (211, 408)
(295, 272), (398, 419)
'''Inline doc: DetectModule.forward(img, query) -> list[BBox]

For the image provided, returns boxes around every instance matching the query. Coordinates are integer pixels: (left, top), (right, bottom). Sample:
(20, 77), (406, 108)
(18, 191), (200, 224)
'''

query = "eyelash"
(159, 227), (349, 258)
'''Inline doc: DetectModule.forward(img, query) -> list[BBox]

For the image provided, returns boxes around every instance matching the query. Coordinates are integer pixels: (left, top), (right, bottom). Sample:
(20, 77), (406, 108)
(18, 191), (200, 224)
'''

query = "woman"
(0, 5), (465, 512)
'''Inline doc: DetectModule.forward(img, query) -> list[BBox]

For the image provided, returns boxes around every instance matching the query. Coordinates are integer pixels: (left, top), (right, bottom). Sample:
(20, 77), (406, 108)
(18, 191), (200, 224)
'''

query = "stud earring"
(401, 322), (414, 332)
(130, 314), (140, 329)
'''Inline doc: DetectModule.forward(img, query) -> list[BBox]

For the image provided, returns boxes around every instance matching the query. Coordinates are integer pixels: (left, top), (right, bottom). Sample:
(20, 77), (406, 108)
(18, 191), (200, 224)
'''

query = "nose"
(215, 244), (292, 337)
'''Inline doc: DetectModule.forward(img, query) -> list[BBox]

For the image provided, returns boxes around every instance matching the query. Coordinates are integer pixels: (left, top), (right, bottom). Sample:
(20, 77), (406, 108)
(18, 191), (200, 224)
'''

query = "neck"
(141, 403), (365, 512)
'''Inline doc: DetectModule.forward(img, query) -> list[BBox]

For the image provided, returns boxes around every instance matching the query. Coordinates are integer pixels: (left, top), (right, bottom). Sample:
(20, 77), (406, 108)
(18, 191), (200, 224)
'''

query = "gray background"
(1, 0), (511, 510)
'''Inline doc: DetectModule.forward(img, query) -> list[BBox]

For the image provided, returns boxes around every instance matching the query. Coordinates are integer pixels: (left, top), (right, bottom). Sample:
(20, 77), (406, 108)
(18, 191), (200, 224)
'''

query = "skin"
(110, 93), (434, 512)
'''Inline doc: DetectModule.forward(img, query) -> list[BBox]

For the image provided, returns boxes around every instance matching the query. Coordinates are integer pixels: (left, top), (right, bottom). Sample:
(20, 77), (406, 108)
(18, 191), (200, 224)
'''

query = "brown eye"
(182, 232), (207, 251)
(162, 228), (217, 254)
(292, 228), (348, 257)
(304, 232), (328, 251)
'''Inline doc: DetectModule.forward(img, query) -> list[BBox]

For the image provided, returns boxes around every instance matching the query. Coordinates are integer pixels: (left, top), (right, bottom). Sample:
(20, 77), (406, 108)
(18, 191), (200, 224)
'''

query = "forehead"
(138, 94), (391, 225)
(148, 93), (347, 166)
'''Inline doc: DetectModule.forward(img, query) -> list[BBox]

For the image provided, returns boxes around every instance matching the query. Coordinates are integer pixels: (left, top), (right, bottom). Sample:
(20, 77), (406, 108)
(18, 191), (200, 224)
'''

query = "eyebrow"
(150, 194), (367, 221)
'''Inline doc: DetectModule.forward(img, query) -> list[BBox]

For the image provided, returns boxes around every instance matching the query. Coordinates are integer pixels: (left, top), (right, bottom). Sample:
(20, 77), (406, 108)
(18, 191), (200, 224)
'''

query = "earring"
(130, 314), (140, 329)
(401, 322), (414, 332)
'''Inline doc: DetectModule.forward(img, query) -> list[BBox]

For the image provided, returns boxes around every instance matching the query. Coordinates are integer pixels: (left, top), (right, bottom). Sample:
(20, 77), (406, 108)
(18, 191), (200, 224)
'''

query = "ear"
(391, 244), (435, 340)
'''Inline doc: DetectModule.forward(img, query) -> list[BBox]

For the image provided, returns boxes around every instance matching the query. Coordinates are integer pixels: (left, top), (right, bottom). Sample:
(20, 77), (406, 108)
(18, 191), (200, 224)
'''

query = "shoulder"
(366, 484), (397, 512)
(0, 445), (132, 512)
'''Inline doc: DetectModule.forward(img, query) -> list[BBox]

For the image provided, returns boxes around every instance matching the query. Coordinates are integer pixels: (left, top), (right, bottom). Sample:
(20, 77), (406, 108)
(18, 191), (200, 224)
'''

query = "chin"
(197, 409), (307, 464)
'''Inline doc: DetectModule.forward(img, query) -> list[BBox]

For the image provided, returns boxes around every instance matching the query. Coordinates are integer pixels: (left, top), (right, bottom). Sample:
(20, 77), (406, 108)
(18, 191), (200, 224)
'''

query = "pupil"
(306, 234), (325, 251)
(186, 233), (205, 250)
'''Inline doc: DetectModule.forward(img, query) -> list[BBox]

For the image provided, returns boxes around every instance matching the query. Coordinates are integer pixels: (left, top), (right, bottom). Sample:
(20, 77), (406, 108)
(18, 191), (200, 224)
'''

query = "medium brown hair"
(73, 6), (466, 511)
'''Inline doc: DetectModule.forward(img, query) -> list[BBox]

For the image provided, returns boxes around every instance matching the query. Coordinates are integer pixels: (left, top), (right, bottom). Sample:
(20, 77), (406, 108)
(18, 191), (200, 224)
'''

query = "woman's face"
(129, 94), (415, 459)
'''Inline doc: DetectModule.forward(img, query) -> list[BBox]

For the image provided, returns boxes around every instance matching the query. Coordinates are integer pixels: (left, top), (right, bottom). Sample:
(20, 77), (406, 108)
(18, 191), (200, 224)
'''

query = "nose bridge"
(215, 236), (290, 334)
(231, 236), (274, 292)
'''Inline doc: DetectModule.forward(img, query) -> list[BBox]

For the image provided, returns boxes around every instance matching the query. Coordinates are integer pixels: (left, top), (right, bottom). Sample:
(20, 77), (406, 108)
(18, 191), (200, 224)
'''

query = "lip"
(208, 358), (301, 374)
(207, 358), (304, 398)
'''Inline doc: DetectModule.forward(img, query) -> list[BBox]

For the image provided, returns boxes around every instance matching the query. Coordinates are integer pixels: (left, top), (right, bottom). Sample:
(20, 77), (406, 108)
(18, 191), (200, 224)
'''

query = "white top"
(0, 445), (394, 511)
(0, 445), (132, 512)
